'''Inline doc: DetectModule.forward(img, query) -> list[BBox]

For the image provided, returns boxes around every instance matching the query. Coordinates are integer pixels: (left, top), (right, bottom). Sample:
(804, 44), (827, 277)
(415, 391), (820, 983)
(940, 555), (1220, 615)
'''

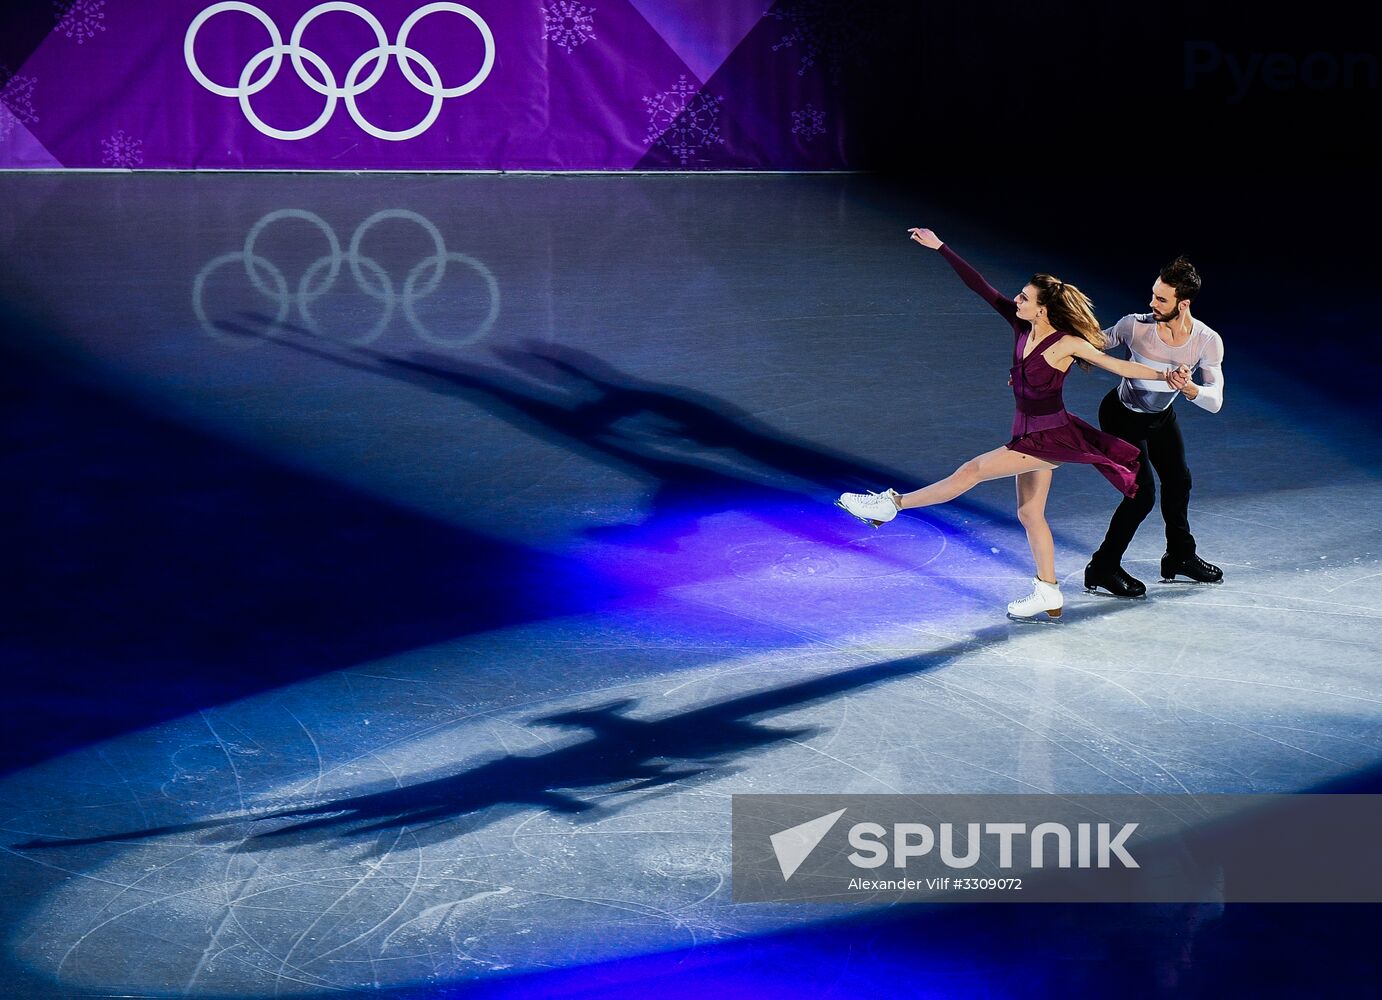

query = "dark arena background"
(2, 0), (1379, 997)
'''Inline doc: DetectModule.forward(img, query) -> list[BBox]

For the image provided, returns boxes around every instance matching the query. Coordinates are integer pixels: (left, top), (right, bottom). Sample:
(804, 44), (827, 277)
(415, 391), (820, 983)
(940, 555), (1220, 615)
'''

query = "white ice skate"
(835, 488), (900, 527)
(1006, 577), (1064, 621)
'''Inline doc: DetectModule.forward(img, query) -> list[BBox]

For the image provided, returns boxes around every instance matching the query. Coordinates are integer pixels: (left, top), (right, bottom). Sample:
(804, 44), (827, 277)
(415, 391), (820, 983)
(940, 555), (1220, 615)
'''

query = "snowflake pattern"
(101, 129), (144, 167)
(543, 0), (596, 54)
(791, 103), (826, 141)
(643, 75), (724, 167)
(0, 67), (39, 143)
(770, 0), (871, 84)
(53, 0), (107, 44)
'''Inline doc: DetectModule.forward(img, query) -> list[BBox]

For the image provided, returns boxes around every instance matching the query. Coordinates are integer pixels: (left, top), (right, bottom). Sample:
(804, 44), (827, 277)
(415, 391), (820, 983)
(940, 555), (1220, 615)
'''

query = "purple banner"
(0, 1), (860, 169)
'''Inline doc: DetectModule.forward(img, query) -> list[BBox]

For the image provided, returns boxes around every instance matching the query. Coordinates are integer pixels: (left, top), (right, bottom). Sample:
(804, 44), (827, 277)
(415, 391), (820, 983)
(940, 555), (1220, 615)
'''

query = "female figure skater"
(836, 228), (1189, 620)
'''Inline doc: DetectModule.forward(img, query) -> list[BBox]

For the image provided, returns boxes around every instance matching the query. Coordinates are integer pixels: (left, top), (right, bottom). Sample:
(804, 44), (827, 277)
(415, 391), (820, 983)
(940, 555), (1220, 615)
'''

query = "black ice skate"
(1083, 562), (1147, 598)
(1160, 553), (1223, 584)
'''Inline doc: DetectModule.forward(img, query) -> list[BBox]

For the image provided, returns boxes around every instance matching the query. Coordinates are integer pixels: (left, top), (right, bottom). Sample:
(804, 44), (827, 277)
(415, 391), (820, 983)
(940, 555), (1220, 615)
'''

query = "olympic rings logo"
(185, 2), (496, 141)
(193, 208), (501, 347)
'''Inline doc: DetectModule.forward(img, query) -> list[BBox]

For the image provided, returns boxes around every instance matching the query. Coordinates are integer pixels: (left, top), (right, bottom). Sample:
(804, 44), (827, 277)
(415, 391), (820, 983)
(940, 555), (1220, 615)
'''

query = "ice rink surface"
(1, 173), (1379, 997)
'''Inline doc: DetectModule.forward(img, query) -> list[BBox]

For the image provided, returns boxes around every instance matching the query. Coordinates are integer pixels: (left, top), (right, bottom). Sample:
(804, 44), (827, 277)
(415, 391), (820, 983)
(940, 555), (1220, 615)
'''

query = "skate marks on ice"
(8, 582), (1382, 995)
(6, 632), (1011, 995)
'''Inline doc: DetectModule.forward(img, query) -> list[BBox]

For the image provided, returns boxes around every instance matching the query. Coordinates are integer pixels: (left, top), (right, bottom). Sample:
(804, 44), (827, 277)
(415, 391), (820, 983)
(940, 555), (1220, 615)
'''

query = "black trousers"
(1091, 389), (1196, 567)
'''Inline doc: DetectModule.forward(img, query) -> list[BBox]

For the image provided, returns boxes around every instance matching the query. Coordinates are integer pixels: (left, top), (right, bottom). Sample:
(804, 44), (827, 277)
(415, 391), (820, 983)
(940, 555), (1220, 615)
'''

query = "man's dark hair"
(1159, 256), (1201, 303)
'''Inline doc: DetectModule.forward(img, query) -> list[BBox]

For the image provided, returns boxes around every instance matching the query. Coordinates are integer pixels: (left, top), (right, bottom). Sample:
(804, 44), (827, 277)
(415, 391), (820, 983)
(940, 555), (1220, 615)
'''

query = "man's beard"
(1152, 308), (1177, 323)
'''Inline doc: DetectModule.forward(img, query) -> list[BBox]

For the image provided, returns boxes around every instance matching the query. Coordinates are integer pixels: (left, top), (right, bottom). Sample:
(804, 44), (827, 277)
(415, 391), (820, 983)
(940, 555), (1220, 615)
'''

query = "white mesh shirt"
(1103, 312), (1225, 414)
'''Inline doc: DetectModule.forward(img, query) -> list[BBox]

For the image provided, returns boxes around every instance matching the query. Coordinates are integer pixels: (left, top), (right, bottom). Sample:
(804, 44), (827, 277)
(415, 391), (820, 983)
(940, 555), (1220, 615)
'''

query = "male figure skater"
(1084, 256), (1225, 597)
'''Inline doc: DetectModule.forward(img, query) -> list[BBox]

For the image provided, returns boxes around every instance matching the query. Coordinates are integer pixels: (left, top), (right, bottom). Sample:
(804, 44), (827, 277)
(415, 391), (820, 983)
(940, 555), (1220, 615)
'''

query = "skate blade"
(834, 500), (882, 529)
(1006, 610), (1064, 624)
(1159, 577), (1223, 585)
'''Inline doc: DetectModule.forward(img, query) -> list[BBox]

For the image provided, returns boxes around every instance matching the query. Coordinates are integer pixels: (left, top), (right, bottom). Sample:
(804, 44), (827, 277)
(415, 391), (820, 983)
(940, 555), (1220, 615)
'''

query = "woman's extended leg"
(895, 446), (1057, 510)
(1015, 467), (1056, 584)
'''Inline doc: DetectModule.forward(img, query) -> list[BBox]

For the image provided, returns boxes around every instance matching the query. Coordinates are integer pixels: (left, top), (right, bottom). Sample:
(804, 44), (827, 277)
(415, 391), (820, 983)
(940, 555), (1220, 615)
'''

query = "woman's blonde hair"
(1029, 273), (1104, 371)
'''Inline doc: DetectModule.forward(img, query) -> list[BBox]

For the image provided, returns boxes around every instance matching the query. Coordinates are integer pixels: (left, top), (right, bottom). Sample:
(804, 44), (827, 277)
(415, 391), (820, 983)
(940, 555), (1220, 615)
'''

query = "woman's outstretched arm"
(909, 228), (1019, 323)
(1061, 337), (1187, 384)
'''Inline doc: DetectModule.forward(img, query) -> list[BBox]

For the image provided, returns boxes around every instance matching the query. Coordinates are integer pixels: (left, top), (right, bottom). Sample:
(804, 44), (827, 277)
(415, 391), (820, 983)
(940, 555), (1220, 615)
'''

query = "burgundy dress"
(938, 243), (1141, 498)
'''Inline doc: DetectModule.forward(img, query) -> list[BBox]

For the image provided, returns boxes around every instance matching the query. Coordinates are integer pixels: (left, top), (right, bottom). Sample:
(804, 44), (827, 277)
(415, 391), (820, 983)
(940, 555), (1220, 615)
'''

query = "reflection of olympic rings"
(193, 208), (501, 347)
(185, 2), (496, 141)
